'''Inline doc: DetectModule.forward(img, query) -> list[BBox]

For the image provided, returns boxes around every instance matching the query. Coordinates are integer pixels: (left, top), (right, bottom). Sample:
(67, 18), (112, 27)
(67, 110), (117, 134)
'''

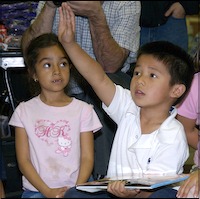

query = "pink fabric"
(9, 96), (102, 191)
(177, 72), (199, 167)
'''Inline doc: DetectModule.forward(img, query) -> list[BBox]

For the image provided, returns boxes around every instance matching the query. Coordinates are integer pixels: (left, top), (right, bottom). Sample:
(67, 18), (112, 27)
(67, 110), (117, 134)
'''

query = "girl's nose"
(53, 65), (61, 75)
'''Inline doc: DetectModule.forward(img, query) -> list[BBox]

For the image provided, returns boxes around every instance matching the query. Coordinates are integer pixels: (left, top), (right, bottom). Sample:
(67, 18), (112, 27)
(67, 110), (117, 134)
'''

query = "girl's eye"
(150, 73), (157, 78)
(43, 63), (51, 68)
(60, 62), (69, 67)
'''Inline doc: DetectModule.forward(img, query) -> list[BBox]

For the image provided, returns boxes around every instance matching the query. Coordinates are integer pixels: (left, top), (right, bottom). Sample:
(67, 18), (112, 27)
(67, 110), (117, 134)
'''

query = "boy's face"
(33, 45), (71, 93)
(130, 54), (173, 109)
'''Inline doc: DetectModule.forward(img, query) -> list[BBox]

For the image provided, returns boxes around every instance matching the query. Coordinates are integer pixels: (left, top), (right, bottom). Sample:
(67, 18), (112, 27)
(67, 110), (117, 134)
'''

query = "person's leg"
(64, 187), (112, 198)
(140, 16), (188, 52)
(21, 190), (45, 198)
(148, 187), (177, 198)
(140, 27), (154, 47)
(153, 16), (188, 51)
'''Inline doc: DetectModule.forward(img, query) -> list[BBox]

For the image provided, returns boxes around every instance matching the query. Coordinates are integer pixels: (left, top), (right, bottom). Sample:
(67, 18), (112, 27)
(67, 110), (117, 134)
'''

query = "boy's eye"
(150, 73), (157, 78)
(134, 71), (141, 76)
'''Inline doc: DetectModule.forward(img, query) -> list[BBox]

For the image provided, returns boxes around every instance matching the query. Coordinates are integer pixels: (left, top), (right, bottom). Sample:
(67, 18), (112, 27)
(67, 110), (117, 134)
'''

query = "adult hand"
(67, 1), (102, 18)
(176, 170), (199, 198)
(165, 2), (186, 19)
(107, 180), (140, 198)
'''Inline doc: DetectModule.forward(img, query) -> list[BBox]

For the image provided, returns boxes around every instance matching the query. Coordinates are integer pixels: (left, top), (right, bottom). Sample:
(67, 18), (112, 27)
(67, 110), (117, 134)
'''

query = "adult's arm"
(176, 115), (198, 149)
(21, 1), (57, 55)
(88, 5), (129, 73)
(179, 1), (200, 15)
(0, 181), (5, 198)
(67, 1), (140, 73)
(165, 1), (200, 18)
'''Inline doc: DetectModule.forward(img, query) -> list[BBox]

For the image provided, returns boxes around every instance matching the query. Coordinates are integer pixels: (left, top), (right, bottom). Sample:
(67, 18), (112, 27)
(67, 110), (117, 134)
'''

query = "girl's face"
(130, 54), (173, 108)
(33, 45), (70, 93)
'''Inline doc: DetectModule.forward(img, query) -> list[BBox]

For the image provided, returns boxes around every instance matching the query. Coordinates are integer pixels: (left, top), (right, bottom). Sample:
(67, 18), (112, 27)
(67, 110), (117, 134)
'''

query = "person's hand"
(45, 186), (69, 198)
(58, 2), (75, 45)
(107, 180), (140, 198)
(165, 2), (186, 19)
(67, 1), (102, 18)
(176, 170), (199, 198)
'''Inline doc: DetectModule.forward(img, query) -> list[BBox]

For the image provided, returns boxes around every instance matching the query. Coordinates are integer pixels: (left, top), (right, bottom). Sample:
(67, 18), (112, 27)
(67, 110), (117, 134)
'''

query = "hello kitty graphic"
(35, 119), (72, 156)
(55, 136), (72, 157)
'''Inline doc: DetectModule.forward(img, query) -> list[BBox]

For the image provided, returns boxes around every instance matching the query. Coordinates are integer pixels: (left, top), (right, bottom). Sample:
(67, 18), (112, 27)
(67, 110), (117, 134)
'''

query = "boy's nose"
(136, 76), (145, 85)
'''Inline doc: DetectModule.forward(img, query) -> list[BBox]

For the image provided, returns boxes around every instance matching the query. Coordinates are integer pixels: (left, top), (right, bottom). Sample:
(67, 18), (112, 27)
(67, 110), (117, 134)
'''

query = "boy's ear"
(170, 84), (186, 98)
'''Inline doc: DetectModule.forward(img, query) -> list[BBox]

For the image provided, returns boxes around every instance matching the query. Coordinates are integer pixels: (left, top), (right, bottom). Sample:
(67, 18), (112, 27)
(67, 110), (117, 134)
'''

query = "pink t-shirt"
(177, 72), (199, 167)
(9, 96), (102, 191)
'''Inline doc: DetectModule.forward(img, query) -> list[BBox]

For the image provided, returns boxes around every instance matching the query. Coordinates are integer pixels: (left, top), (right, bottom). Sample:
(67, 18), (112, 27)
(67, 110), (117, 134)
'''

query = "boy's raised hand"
(58, 2), (75, 45)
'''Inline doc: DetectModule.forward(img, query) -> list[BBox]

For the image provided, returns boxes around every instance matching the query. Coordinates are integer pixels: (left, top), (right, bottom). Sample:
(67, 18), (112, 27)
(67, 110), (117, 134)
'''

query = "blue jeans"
(148, 187), (177, 198)
(21, 190), (45, 198)
(64, 187), (112, 198)
(140, 16), (188, 52)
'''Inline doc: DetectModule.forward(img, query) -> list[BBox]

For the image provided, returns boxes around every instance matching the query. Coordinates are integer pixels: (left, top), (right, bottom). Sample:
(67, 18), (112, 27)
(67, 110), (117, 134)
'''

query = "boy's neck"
(140, 108), (170, 134)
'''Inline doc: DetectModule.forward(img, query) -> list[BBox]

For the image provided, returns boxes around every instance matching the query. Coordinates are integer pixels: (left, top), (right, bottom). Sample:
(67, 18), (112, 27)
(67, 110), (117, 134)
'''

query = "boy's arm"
(21, 1), (57, 54)
(58, 3), (116, 107)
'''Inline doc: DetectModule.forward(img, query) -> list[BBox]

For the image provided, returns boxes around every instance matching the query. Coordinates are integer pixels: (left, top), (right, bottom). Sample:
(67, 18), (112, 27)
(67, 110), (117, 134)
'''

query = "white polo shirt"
(103, 85), (189, 178)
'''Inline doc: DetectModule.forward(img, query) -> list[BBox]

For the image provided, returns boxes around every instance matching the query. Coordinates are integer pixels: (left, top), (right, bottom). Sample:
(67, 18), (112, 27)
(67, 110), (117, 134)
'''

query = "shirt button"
(135, 135), (138, 139)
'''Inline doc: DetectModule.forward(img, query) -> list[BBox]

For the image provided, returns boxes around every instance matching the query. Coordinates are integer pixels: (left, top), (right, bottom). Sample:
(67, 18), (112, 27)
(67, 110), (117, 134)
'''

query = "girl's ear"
(170, 84), (186, 98)
(33, 73), (38, 82)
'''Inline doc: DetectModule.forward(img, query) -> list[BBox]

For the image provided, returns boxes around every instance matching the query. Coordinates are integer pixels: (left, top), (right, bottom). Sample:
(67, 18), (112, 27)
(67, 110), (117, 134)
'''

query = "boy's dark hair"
(137, 41), (195, 105)
(24, 33), (71, 96)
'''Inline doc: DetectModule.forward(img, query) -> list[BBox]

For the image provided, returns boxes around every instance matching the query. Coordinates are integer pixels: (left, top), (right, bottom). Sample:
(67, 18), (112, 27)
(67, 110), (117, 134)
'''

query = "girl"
(9, 33), (102, 198)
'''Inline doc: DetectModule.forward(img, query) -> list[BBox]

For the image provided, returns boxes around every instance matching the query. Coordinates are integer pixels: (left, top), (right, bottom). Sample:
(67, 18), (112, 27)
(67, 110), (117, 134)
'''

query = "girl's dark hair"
(137, 41), (195, 105)
(24, 33), (71, 96)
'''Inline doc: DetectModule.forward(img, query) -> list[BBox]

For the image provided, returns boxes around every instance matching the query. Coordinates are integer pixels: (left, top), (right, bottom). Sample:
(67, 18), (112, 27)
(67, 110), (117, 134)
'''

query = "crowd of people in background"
(0, 1), (199, 198)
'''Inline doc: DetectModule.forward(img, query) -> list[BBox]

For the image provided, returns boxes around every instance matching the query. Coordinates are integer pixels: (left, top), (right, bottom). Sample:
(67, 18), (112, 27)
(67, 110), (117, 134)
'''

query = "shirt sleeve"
(109, 1), (141, 69)
(177, 73), (199, 122)
(80, 104), (102, 133)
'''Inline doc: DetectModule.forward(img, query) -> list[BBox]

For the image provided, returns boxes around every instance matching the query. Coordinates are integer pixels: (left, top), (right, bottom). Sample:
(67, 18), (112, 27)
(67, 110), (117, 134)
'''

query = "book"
(76, 174), (189, 193)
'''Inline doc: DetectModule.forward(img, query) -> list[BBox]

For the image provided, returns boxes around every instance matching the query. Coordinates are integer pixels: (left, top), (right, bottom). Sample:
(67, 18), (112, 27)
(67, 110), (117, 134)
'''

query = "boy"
(58, 3), (195, 198)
